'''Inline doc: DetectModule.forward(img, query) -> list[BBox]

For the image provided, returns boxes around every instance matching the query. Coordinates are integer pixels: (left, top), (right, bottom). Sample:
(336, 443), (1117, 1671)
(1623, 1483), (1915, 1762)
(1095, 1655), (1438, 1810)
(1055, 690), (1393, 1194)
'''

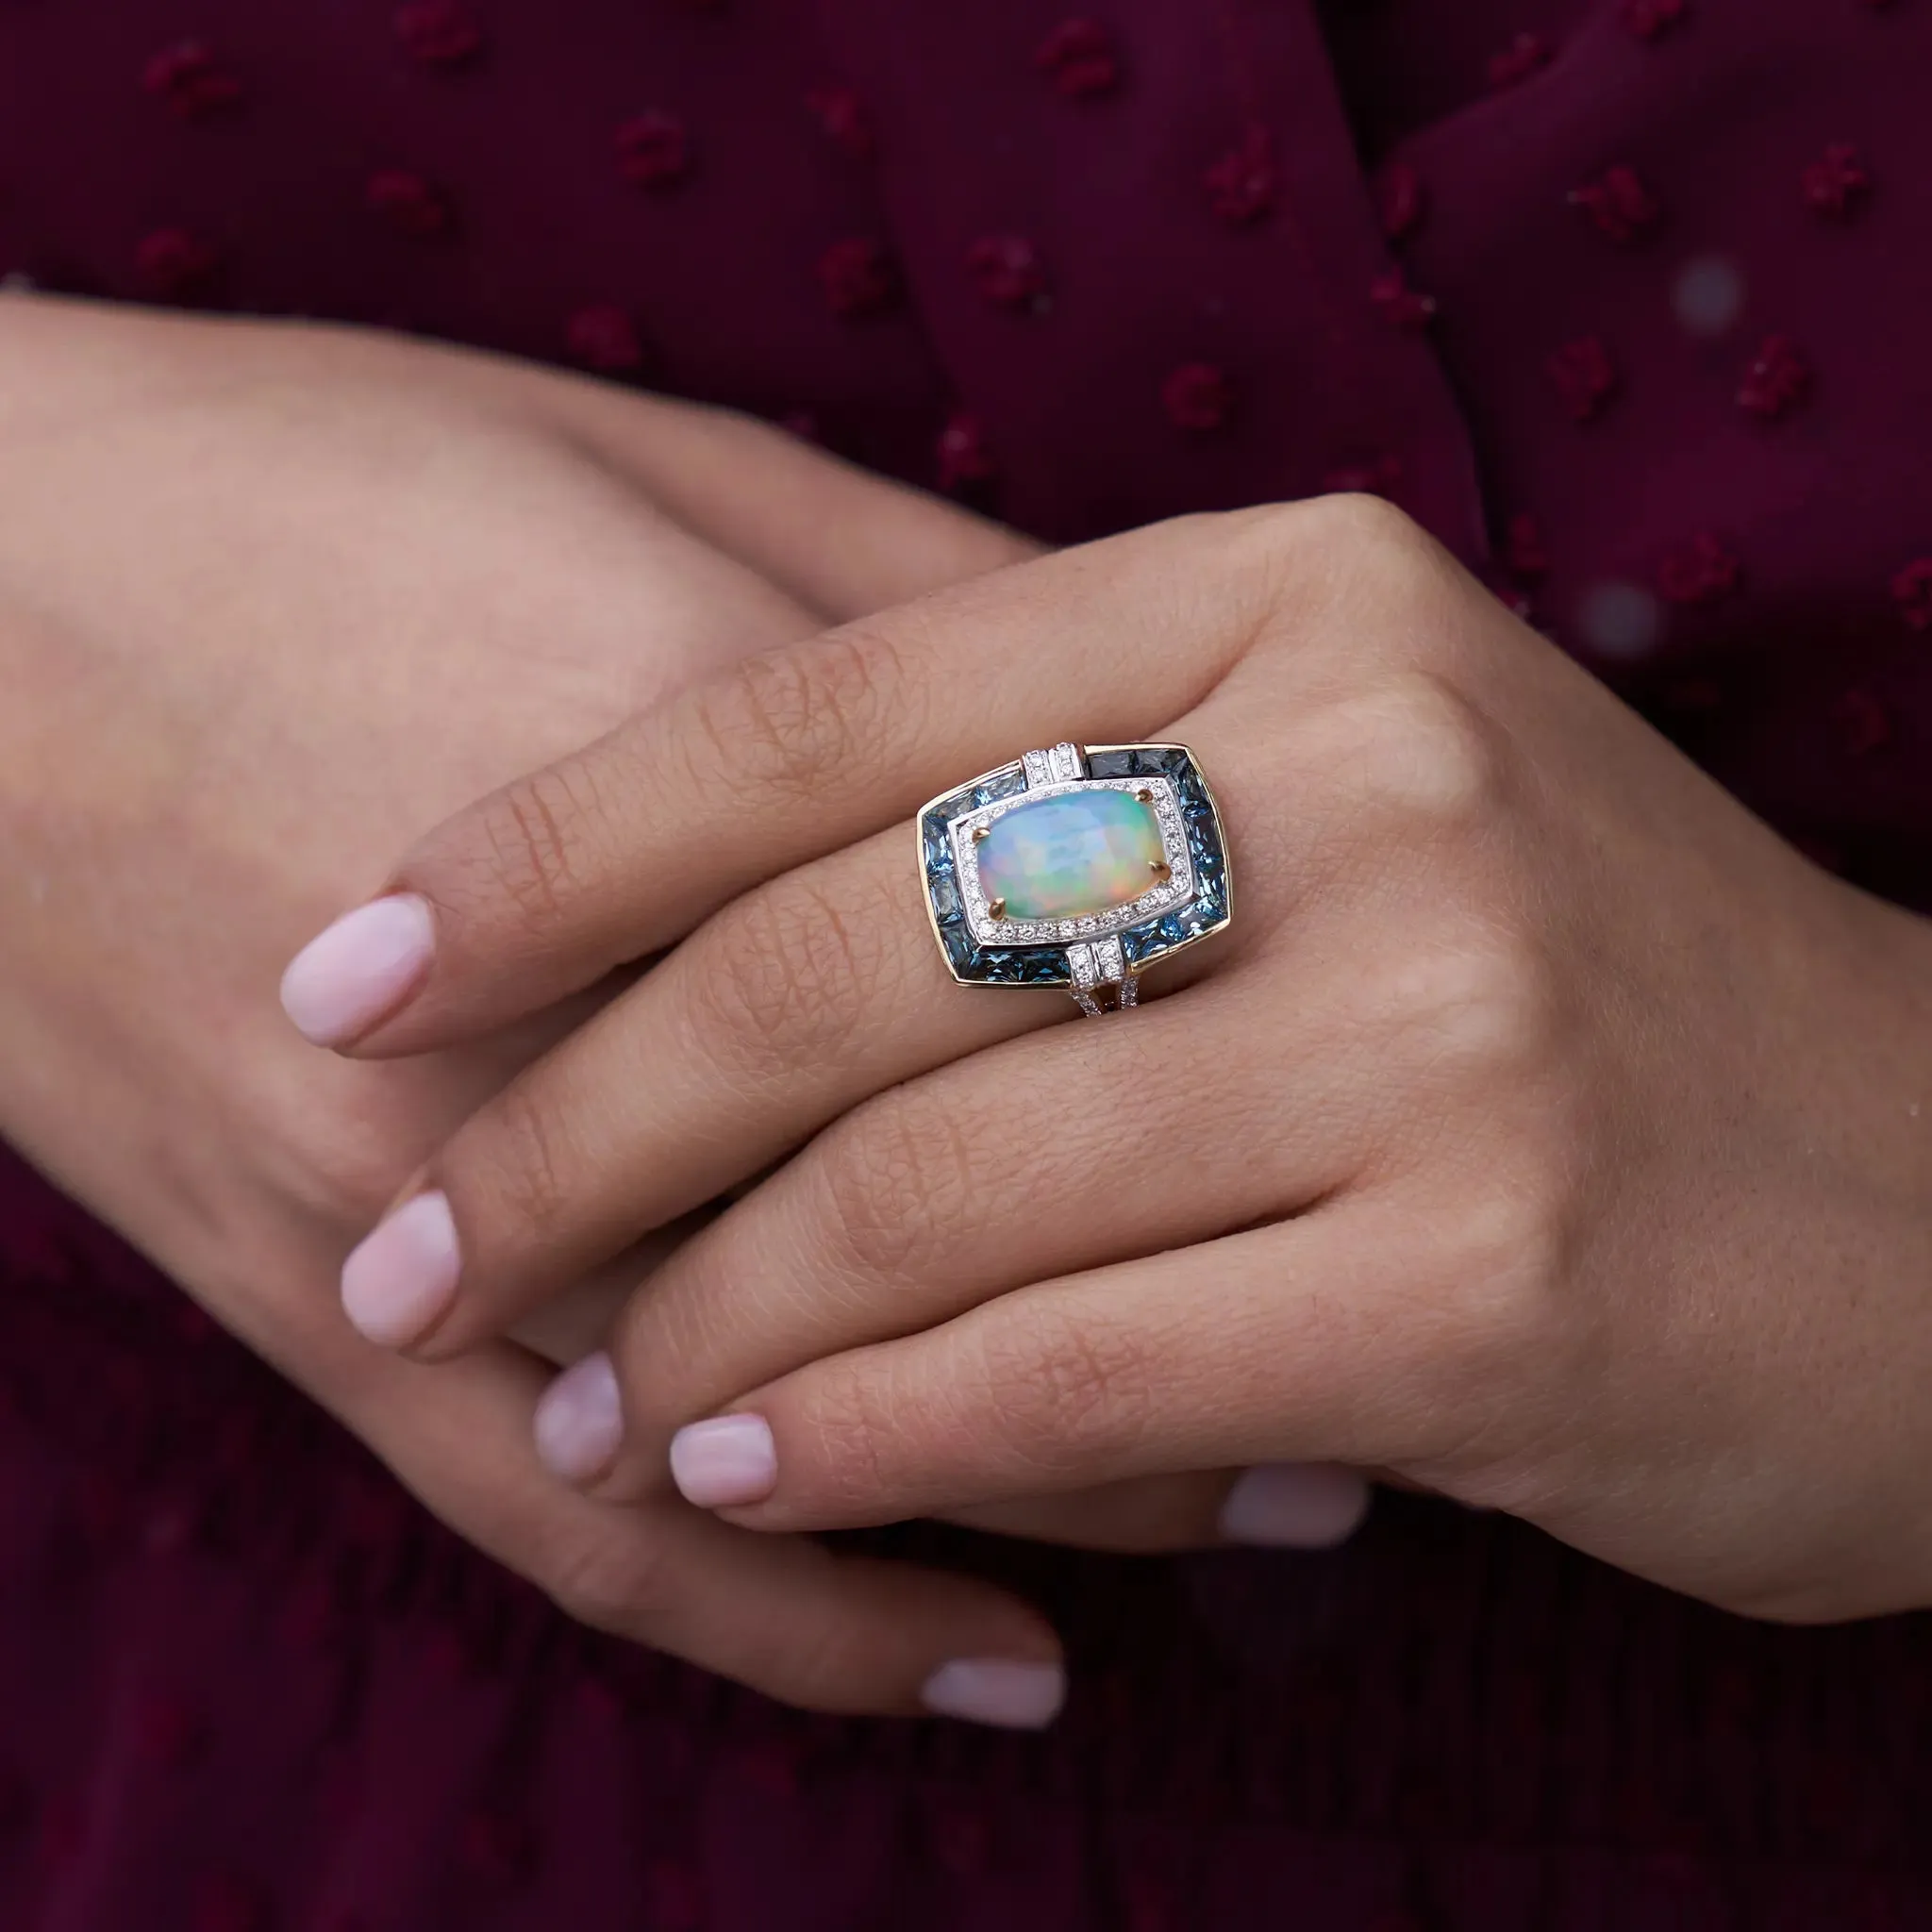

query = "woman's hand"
(313, 493), (1932, 1627)
(0, 291), (1092, 1722)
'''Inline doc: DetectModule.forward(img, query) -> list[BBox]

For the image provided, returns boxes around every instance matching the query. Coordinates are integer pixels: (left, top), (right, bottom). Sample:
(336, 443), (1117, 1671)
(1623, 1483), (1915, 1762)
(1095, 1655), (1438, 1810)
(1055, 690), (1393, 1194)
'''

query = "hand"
(0, 291), (1091, 1721)
(312, 493), (1932, 1630)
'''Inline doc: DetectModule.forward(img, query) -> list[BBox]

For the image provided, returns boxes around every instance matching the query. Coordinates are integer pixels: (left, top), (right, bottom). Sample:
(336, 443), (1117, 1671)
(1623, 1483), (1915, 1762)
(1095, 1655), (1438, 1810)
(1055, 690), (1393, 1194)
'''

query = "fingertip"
(280, 892), (436, 1047)
(670, 1414), (777, 1509)
(533, 1351), (626, 1486)
(340, 1190), (461, 1349)
(920, 1657), (1067, 1730)
(1219, 1463), (1372, 1549)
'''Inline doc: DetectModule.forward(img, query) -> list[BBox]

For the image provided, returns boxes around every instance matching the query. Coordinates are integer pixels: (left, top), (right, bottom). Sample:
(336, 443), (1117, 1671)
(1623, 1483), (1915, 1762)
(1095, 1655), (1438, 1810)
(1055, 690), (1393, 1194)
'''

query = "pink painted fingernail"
(280, 893), (435, 1046)
(340, 1191), (460, 1348)
(1220, 1463), (1372, 1548)
(668, 1414), (777, 1509)
(921, 1659), (1066, 1730)
(534, 1352), (625, 1485)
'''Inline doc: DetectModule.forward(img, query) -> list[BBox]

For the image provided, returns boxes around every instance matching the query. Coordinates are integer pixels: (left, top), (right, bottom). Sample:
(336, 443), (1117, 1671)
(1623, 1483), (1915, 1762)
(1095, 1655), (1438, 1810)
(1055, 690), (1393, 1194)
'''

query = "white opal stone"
(975, 788), (1164, 922)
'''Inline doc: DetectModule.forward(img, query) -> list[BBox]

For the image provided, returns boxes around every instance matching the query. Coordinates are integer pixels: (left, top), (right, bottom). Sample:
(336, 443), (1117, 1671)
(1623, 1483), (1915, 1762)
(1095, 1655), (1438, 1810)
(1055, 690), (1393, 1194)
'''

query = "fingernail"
(668, 1414), (777, 1509)
(340, 1191), (460, 1348)
(534, 1352), (625, 1485)
(1220, 1463), (1372, 1548)
(921, 1659), (1066, 1730)
(280, 893), (435, 1046)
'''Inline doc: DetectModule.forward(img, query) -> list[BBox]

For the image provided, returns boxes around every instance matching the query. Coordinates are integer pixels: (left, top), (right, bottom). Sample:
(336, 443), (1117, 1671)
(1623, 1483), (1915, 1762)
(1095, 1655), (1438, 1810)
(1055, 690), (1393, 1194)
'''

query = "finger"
(525, 382), (1044, 620)
(657, 1201), (1479, 1533)
(336, 1338), (1067, 1724)
(284, 508), (1298, 1054)
(525, 955), (1378, 1504)
(347, 822), (1062, 1355)
(948, 1466), (1372, 1554)
(346, 727), (1248, 1357)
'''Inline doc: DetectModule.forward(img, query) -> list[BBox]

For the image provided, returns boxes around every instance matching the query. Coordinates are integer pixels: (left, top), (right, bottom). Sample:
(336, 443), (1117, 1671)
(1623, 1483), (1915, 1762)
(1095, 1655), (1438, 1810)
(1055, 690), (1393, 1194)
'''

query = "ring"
(917, 741), (1233, 1016)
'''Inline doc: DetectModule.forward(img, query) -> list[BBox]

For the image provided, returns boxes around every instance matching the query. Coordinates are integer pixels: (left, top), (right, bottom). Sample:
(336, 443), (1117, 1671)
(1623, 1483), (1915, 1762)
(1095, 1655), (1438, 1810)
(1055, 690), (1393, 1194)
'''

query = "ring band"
(917, 741), (1233, 1016)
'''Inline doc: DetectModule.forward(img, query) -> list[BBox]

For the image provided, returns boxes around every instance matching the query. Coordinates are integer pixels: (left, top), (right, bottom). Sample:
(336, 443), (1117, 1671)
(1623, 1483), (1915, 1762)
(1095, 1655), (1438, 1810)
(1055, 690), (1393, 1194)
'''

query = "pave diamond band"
(917, 741), (1232, 1016)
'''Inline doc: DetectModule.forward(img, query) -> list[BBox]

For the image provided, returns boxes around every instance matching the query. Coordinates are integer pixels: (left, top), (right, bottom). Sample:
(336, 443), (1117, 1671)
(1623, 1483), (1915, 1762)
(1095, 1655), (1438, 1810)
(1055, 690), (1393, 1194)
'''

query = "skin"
(320, 493), (1932, 1654)
(1, 291), (1223, 1720)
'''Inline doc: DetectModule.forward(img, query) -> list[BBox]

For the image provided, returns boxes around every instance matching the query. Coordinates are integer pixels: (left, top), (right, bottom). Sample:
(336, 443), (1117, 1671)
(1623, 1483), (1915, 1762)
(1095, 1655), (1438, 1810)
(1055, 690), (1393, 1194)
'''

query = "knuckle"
(791, 1366), (896, 1513)
(538, 1524), (674, 1636)
(469, 758), (605, 930)
(258, 1102), (425, 1231)
(814, 1086), (979, 1286)
(1378, 933), (1557, 1089)
(1412, 1182), (1573, 1411)
(1307, 489), (1426, 555)
(684, 625), (903, 805)
(1323, 673), (1508, 830)
(696, 874), (873, 1062)
(1229, 493), (1424, 579)
(468, 1076), (575, 1241)
(972, 1305), (1157, 1478)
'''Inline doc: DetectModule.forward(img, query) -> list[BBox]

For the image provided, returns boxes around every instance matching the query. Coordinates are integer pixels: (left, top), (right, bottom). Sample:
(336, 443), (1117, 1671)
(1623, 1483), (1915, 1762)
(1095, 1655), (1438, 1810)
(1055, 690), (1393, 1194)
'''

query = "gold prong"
(971, 824), (990, 842)
(1149, 859), (1172, 880)
(1135, 786), (1155, 803)
(988, 897), (1008, 919)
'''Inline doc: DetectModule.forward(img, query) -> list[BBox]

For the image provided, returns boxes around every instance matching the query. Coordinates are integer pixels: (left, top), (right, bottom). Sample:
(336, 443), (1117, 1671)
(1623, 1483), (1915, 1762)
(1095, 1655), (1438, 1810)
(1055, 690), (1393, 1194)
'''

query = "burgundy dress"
(4, 2), (1931, 1925)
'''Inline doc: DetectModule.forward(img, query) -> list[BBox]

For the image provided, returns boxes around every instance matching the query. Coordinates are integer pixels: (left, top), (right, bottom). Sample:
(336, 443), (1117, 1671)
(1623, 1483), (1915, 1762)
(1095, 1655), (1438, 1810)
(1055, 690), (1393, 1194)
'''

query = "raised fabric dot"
(616, 111), (692, 189)
(565, 305), (644, 371)
(142, 42), (244, 119)
(1737, 335), (1810, 419)
(1035, 19), (1121, 99)
(806, 86), (874, 160)
(393, 1), (485, 68)
(366, 169), (452, 237)
(1657, 532), (1741, 604)
(937, 411), (995, 488)
(1162, 361), (1232, 430)
(1623, 0), (1690, 39)
(1803, 143), (1873, 220)
(1891, 558), (1932, 630)
(965, 234), (1048, 308)
(1546, 336), (1619, 421)
(815, 237), (899, 317)
(1204, 126), (1276, 225)
(1488, 32), (1553, 90)
(136, 227), (220, 297)
(1569, 165), (1660, 244)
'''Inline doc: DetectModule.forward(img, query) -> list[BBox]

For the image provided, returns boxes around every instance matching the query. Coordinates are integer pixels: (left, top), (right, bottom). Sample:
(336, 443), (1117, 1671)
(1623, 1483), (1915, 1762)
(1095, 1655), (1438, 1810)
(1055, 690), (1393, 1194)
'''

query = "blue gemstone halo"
(916, 741), (1233, 994)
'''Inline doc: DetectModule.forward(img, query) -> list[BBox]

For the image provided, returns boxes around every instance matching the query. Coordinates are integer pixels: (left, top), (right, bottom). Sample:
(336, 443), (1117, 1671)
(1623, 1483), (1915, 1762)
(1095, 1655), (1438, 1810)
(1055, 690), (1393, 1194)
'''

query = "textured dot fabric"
(3, 2), (1932, 1926)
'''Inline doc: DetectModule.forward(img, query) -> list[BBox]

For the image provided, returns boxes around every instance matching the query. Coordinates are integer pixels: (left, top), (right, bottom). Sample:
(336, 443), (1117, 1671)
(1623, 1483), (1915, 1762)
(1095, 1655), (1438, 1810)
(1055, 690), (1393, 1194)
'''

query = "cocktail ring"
(916, 741), (1233, 1016)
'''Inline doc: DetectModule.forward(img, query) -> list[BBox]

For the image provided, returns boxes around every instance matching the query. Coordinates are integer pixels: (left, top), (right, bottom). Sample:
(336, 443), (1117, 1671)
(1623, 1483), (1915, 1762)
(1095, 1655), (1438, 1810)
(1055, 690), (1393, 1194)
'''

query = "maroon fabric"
(3, 2), (1932, 1924)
